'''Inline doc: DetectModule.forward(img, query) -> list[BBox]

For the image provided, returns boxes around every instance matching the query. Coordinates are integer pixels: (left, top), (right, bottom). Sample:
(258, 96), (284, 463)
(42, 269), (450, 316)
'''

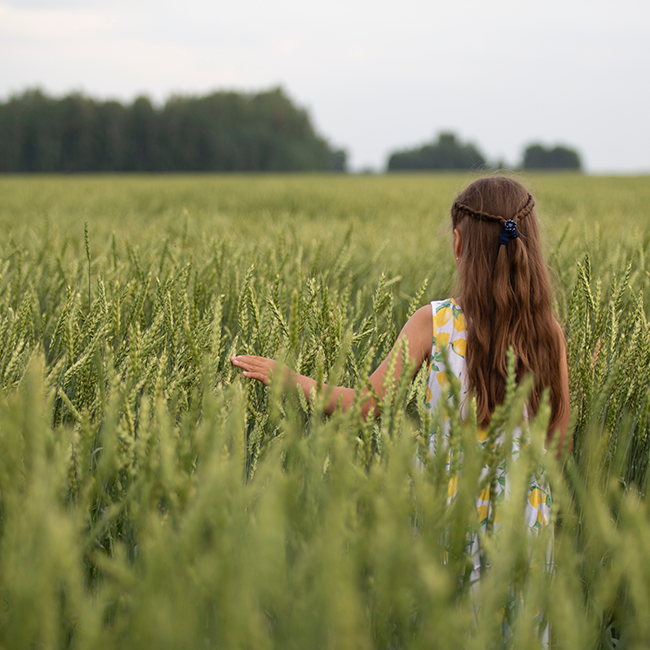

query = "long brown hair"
(452, 176), (567, 431)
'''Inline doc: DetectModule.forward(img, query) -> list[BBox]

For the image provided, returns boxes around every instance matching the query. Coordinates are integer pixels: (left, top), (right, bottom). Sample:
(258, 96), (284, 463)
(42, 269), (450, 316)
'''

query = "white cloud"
(277, 39), (296, 56)
(0, 2), (116, 39)
(0, 37), (245, 101)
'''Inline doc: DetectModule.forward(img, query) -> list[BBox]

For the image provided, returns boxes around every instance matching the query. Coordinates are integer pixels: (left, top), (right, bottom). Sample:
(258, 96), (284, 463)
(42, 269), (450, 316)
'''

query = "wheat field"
(1, 172), (650, 649)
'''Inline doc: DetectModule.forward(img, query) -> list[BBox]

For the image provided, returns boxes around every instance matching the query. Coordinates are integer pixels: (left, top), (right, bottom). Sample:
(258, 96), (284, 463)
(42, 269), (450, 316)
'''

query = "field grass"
(1, 172), (650, 649)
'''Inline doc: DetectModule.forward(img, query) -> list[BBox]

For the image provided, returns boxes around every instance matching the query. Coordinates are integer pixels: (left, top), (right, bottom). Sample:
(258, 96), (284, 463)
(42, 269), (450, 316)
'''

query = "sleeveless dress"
(424, 299), (552, 633)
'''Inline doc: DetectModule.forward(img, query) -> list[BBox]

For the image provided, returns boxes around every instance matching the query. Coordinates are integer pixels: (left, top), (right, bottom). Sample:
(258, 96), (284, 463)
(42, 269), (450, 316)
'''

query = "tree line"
(387, 133), (582, 172)
(0, 87), (582, 173)
(0, 88), (347, 173)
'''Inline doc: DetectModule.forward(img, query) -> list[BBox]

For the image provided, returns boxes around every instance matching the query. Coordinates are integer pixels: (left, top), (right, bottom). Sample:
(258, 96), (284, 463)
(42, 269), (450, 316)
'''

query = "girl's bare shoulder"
(398, 305), (434, 359)
(553, 318), (568, 346)
(409, 303), (434, 331)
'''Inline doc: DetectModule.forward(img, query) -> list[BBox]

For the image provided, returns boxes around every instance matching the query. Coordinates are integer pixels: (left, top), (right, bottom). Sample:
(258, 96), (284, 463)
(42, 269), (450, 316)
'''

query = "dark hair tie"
(499, 219), (519, 246)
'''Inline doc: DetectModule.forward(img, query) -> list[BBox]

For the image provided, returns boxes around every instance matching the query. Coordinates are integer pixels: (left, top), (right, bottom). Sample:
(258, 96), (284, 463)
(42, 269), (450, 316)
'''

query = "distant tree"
(387, 132), (486, 171)
(0, 87), (340, 173)
(522, 143), (581, 170)
(124, 96), (160, 171)
(58, 93), (95, 172)
(329, 149), (347, 172)
(0, 89), (60, 171)
(159, 88), (334, 172)
(90, 101), (127, 171)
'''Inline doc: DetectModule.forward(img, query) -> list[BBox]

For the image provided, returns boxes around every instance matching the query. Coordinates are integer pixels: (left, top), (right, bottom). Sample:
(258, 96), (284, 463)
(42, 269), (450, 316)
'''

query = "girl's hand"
(230, 355), (278, 386)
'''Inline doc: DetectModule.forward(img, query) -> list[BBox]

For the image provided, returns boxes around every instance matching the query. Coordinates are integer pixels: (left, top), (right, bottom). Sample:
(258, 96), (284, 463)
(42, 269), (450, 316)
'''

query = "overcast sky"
(1, 0), (649, 172)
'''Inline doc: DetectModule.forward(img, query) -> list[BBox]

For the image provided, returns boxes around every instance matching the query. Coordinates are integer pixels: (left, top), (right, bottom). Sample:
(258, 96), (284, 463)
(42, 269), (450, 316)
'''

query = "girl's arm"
(231, 304), (433, 419)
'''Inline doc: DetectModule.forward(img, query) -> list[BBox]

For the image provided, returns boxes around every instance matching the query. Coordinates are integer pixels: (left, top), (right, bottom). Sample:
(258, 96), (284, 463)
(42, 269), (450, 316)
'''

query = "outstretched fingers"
(230, 355), (277, 386)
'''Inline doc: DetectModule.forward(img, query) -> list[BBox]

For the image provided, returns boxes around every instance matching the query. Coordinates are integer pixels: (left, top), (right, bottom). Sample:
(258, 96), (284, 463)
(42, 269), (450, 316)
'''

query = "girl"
(232, 176), (570, 640)
(231, 176), (570, 450)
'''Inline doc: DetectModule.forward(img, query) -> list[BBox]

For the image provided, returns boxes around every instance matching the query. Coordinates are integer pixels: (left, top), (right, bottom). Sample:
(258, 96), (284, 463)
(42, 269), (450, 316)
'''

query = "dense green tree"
(387, 132), (486, 171)
(123, 96), (160, 171)
(0, 89), (60, 171)
(522, 143), (581, 170)
(329, 149), (347, 171)
(58, 94), (96, 171)
(90, 101), (127, 171)
(0, 88), (345, 173)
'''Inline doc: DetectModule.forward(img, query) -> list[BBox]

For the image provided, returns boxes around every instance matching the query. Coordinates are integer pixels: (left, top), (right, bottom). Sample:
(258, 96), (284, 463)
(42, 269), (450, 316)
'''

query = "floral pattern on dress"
(424, 299), (552, 639)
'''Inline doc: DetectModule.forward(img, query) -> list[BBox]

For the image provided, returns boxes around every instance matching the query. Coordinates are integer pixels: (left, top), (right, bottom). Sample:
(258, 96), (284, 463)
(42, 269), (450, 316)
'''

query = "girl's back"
(232, 176), (570, 446)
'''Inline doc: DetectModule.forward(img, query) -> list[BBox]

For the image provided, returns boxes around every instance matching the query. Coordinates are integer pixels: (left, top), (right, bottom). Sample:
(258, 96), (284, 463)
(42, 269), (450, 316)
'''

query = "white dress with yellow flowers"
(424, 299), (552, 590)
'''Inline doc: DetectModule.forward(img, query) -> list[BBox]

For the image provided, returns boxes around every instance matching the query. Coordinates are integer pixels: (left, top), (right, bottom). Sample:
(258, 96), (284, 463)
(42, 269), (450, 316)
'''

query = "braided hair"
(453, 192), (535, 224)
(450, 177), (566, 432)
